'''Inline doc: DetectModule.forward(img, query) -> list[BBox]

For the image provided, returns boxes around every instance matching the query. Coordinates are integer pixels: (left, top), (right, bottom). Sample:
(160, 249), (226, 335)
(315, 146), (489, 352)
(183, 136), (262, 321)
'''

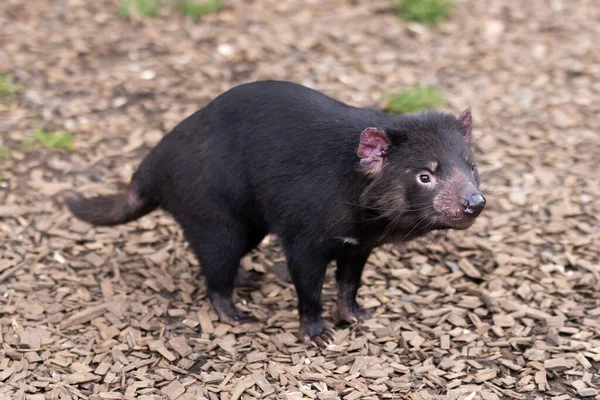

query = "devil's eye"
(419, 174), (431, 183)
(471, 164), (476, 173)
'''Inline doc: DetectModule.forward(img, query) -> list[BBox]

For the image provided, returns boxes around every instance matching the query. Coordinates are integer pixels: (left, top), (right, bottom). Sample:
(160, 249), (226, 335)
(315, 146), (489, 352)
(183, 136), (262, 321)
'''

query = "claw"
(218, 310), (257, 325)
(324, 327), (336, 340)
(210, 294), (256, 326)
(300, 323), (336, 348)
(335, 303), (372, 325)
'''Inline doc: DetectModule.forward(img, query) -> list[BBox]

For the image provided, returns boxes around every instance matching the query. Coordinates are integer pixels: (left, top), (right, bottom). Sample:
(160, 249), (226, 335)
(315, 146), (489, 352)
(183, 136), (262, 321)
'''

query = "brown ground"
(0, 0), (599, 399)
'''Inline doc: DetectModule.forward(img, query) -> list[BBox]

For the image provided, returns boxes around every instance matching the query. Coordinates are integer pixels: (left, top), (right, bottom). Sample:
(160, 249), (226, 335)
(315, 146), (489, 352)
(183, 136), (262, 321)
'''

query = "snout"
(463, 193), (486, 217)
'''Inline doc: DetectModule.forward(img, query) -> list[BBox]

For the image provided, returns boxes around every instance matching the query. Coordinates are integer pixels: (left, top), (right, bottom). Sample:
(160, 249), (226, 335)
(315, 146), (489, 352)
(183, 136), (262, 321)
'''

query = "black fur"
(65, 81), (484, 346)
(64, 183), (157, 226)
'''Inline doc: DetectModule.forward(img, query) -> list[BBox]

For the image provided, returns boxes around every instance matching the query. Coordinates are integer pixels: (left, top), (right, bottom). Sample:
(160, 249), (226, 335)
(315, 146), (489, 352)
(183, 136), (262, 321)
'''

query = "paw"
(335, 303), (372, 324)
(235, 269), (262, 290)
(210, 294), (257, 326)
(218, 308), (257, 326)
(299, 321), (336, 348)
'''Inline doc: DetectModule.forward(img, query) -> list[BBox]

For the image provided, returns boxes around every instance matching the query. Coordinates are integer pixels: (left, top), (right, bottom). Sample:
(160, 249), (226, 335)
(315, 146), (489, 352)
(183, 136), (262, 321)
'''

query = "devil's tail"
(64, 182), (157, 226)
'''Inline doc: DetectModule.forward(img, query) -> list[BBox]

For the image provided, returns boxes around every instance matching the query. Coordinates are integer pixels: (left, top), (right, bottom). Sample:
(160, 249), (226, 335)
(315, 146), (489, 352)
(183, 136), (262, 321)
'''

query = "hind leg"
(180, 216), (255, 325)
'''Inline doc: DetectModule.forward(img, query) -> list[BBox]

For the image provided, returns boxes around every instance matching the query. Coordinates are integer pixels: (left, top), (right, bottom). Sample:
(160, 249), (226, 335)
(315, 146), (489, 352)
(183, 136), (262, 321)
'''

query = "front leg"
(335, 248), (372, 324)
(283, 242), (334, 348)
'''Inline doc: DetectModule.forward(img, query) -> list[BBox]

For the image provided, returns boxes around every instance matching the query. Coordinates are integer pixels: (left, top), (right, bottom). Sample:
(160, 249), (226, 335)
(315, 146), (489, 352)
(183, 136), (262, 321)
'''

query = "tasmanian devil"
(65, 80), (485, 347)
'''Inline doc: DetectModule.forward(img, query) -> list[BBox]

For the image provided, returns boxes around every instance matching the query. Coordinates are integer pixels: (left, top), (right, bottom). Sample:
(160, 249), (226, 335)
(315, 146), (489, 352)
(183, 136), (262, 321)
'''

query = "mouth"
(439, 214), (478, 230)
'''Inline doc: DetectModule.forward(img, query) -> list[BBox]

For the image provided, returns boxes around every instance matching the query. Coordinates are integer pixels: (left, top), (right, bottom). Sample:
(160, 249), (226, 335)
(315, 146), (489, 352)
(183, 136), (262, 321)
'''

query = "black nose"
(463, 193), (486, 216)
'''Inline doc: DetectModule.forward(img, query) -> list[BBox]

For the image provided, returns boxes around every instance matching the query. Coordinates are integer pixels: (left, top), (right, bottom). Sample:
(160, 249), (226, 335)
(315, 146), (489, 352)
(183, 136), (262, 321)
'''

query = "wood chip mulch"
(0, 0), (599, 399)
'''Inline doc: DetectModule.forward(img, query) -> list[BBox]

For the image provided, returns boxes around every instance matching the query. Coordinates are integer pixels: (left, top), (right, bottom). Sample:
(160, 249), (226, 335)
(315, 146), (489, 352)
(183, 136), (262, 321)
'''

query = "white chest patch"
(338, 236), (359, 245)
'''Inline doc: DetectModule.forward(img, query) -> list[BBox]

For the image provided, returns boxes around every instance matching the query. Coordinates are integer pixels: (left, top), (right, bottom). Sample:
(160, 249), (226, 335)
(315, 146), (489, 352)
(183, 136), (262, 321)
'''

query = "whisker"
(380, 215), (400, 243)
(398, 213), (431, 243)
(427, 231), (440, 250)
(381, 211), (404, 242)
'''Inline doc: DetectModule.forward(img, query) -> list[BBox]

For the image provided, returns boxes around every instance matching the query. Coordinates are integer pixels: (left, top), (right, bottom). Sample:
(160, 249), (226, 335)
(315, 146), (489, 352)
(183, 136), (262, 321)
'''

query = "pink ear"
(458, 107), (472, 143)
(357, 127), (390, 176)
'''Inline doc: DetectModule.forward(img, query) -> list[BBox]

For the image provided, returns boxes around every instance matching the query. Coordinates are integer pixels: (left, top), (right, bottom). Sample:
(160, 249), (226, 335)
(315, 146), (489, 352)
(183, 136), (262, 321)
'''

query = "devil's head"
(357, 108), (485, 236)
